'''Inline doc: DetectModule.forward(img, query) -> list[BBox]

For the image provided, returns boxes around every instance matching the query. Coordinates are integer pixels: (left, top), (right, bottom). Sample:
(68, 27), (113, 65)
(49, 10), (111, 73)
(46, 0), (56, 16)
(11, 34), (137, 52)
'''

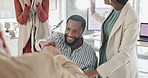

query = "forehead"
(67, 19), (82, 28)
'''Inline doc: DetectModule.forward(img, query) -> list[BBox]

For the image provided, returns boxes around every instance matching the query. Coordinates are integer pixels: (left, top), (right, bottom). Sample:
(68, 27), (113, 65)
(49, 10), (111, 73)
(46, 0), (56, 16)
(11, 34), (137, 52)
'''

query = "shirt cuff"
(35, 39), (46, 52)
(54, 54), (64, 59)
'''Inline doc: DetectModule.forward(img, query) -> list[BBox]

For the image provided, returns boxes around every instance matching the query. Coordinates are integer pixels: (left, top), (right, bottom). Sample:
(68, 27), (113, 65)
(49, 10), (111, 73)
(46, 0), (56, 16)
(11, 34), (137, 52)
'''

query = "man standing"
(35, 15), (98, 71)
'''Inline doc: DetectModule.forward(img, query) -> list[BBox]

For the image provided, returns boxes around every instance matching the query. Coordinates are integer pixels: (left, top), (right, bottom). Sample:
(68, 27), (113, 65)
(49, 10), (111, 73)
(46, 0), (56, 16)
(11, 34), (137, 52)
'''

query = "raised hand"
(90, 0), (95, 14)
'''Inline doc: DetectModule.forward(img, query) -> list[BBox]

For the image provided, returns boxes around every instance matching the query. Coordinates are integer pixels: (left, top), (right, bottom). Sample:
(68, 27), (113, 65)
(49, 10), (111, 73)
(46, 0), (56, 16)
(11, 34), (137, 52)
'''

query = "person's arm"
(89, 0), (105, 23)
(35, 39), (47, 52)
(90, 0), (95, 14)
(43, 46), (88, 78)
(14, 0), (30, 25)
(35, 32), (62, 52)
(36, 0), (49, 22)
(0, 51), (87, 78)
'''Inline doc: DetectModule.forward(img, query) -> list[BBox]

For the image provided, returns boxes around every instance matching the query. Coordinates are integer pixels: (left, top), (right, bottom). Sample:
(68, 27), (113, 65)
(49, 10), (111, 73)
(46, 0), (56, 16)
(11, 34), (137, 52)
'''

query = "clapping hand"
(35, 0), (41, 7)
(23, 0), (31, 6)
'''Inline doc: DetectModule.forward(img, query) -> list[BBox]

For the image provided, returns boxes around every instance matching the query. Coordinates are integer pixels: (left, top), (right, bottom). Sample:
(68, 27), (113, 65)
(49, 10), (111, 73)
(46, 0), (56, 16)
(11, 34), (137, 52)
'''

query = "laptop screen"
(140, 23), (148, 37)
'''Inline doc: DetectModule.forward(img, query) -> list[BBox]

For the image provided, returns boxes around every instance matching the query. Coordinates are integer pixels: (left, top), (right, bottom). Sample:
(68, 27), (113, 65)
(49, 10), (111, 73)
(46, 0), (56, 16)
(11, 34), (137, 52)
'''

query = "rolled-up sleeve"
(35, 38), (47, 52)
(35, 32), (62, 52)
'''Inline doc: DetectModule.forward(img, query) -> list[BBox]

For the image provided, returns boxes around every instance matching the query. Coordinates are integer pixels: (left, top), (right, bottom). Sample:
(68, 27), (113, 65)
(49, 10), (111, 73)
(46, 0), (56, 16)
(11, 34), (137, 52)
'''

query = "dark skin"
(64, 19), (84, 51)
(40, 19), (84, 52)
(84, 0), (126, 78)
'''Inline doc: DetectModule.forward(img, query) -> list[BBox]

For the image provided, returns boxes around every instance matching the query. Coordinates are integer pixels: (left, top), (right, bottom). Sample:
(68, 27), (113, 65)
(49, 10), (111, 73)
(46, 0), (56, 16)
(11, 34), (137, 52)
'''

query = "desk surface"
(84, 34), (148, 47)
(136, 41), (148, 47)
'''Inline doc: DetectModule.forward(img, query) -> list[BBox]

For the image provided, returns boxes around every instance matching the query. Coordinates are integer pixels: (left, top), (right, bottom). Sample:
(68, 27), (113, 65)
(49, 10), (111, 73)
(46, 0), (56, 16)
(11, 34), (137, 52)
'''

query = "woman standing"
(14, 0), (51, 55)
(84, 0), (140, 78)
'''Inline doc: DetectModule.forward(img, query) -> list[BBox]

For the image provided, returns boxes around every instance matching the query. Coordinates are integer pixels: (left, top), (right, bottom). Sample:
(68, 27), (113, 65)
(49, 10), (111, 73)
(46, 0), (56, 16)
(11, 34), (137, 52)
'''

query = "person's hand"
(24, 0), (31, 6)
(36, 2), (40, 7)
(84, 70), (99, 78)
(39, 41), (47, 50)
(43, 46), (62, 56)
(90, 0), (95, 14)
(46, 41), (57, 48)
(35, 0), (41, 7)
(39, 41), (57, 50)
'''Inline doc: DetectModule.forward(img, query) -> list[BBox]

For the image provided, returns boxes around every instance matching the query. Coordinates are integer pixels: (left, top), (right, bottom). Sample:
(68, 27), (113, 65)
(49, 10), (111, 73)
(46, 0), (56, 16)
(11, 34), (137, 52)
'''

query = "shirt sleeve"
(0, 52), (87, 78)
(35, 38), (47, 52)
(14, 0), (30, 25)
(55, 54), (88, 78)
(36, 0), (49, 22)
(35, 32), (62, 52)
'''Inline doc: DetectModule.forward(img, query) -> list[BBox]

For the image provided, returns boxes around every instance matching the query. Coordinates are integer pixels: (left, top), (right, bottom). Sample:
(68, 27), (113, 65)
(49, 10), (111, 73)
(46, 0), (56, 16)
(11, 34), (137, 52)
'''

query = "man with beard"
(35, 15), (98, 71)
(0, 24), (88, 78)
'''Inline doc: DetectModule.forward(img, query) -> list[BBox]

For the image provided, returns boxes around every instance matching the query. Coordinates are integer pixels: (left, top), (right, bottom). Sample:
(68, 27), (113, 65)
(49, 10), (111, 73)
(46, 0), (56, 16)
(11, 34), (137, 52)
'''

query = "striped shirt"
(35, 32), (98, 71)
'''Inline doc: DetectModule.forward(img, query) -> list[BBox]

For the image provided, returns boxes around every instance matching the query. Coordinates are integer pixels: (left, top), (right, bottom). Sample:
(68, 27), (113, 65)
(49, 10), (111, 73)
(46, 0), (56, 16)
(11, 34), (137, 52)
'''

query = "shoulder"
(124, 2), (139, 22)
(82, 40), (96, 52)
(48, 32), (65, 42)
(51, 32), (64, 38)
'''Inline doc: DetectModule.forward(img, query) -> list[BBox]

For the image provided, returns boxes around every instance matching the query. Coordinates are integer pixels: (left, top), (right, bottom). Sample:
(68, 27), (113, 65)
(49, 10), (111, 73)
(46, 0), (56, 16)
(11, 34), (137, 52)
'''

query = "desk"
(136, 41), (148, 59)
(83, 35), (101, 41)
(136, 41), (148, 47)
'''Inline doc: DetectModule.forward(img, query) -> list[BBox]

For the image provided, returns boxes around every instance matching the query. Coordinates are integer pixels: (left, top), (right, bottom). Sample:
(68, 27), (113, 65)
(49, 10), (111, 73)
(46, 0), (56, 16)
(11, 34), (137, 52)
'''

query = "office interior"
(0, 0), (148, 78)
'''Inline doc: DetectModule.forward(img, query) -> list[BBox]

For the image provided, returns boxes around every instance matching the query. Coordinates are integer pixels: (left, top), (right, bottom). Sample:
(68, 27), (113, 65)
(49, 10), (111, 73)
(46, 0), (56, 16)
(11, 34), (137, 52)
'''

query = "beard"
(64, 34), (81, 46)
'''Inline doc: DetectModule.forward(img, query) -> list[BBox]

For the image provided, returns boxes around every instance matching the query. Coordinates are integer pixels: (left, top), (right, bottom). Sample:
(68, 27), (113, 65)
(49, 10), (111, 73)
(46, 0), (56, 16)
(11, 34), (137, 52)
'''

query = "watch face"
(5, 22), (10, 29)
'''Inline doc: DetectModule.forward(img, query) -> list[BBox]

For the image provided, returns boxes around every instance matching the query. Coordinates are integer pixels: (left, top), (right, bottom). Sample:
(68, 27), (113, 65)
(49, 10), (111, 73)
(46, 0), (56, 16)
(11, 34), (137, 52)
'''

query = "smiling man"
(35, 15), (98, 71)
(0, 24), (88, 78)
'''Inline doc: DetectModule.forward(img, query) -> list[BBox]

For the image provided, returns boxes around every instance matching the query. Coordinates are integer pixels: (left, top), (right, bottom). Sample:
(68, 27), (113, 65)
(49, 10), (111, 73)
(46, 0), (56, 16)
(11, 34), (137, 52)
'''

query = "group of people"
(0, 0), (140, 78)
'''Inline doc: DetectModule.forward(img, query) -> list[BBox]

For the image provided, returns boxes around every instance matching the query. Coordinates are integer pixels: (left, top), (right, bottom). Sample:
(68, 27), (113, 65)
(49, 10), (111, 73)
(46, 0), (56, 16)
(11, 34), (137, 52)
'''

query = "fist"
(44, 46), (62, 56)
(39, 41), (57, 50)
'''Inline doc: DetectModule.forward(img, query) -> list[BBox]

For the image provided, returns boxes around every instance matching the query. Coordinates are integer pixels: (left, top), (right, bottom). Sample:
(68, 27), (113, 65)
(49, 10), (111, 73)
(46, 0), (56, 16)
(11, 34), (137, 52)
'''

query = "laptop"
(138, 23), (148, 42)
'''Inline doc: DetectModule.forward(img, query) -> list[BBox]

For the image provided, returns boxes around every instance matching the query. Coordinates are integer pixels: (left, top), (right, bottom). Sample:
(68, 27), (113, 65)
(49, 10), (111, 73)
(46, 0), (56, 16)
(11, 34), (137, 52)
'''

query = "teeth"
(68, 37), (73, 40)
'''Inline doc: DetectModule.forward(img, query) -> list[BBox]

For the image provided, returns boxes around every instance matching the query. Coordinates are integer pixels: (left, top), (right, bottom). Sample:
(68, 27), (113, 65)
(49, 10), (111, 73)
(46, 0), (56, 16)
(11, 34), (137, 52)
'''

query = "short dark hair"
(66, 15), (86, 31)
(116, 0), (128, 4)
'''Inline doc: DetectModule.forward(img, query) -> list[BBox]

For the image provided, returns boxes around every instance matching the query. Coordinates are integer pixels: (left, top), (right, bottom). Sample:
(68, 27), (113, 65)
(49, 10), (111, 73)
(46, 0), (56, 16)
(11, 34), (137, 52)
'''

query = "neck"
(70, 38), (83, 52)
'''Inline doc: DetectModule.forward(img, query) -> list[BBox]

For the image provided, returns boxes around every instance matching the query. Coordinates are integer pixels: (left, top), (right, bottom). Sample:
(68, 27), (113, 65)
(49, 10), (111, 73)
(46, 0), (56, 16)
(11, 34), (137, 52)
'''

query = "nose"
(67, 30), (74, 37)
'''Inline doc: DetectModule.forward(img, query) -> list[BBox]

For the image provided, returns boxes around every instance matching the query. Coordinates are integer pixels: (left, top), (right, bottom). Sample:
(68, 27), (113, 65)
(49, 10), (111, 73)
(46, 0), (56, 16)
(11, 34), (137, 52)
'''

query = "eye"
(66, 28), (70, 31)
(73, 30), (79, 34)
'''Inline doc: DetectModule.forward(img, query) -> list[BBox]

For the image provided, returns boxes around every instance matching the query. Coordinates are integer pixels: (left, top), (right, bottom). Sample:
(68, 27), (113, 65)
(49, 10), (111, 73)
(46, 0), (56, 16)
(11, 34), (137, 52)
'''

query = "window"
(139, 0), (148, 23)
